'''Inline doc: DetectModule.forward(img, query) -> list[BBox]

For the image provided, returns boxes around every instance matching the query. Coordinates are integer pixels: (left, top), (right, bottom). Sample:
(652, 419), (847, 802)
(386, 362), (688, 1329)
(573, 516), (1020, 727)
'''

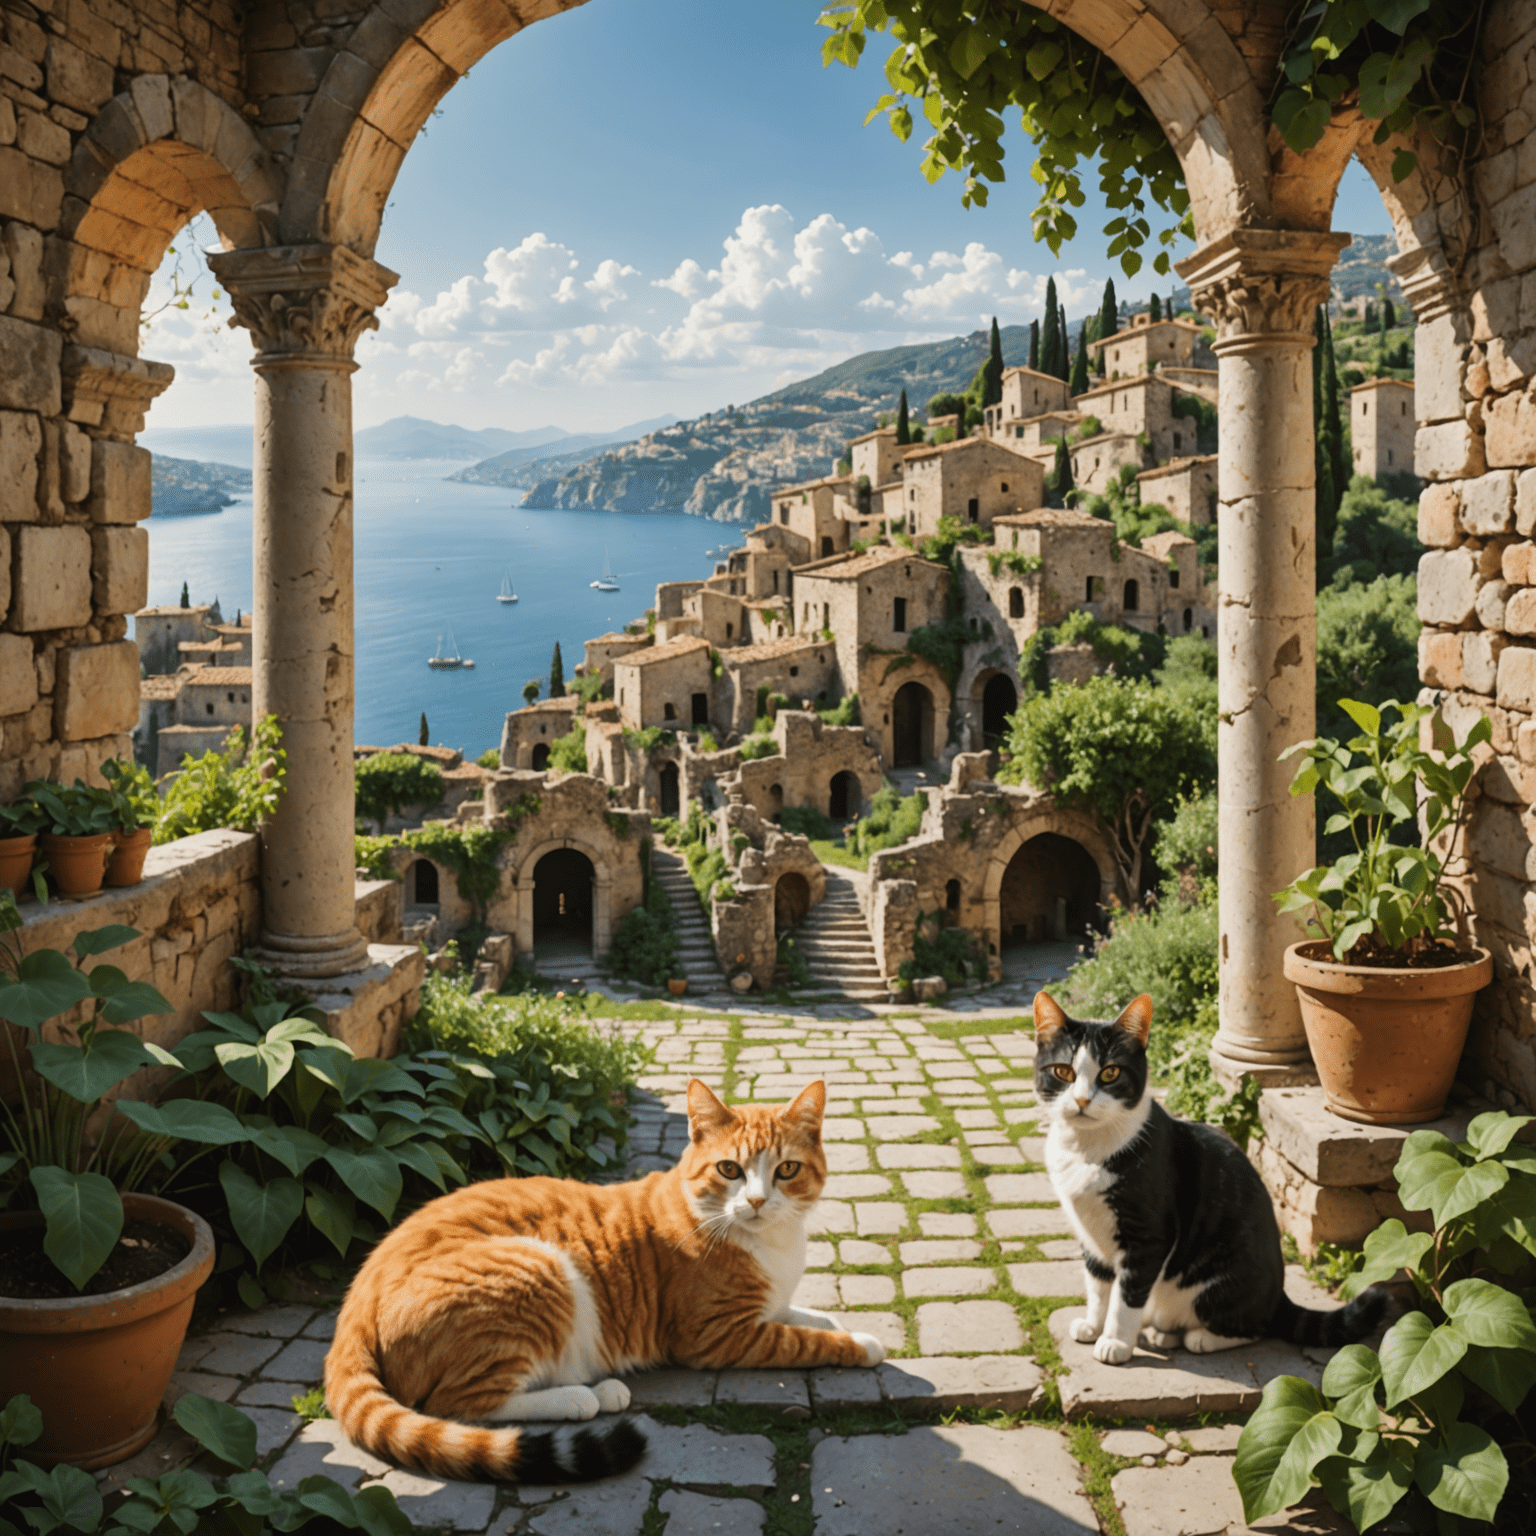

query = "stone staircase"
(650, 848), (729, 998)
(789, 867), (887, 1000)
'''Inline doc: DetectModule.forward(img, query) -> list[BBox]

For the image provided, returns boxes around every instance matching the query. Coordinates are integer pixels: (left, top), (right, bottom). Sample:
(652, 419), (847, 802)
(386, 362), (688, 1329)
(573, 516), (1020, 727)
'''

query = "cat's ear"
(782, 1079), (826, 1132)
(687, 1078), (735, 1142)
(1033, 990), (1068, 1045)
(1113, 994), (1154, 1045)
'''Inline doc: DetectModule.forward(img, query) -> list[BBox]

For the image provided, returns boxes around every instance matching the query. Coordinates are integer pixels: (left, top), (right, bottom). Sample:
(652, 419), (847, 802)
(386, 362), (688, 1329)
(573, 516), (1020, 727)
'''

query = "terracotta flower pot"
(0, 834), (36, 896)
(38, 832), (114, 897)
(1284, 941), (1493, 1126)
(667, 978), (689, 997)
(105, 827), (154, 887)
(0, 1192), (215, 1469)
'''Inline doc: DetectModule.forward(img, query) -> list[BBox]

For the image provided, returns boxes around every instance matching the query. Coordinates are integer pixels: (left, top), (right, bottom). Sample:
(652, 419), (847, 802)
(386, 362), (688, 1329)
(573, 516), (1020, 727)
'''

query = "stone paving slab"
(900, 1170), (969, 1199)
(1112, 1457), (1249, 1536)
(903, 1266), (995, 1297)
(984, 1172), (1058, 1203)
(623, 1368), (718, 1407)
(658, 1489), (766, 1536)
(811, 1424), (1099, 1535)
(715, 1370), (811, 1410)
(1006, 1260), (1086, 1297)
(987, 1207), (1073, 1239)
(877, 1355), (1042, 1411)
(1102, 1429), (1175, 1459)
(808, 1365), (884, 1409)
(1049, 1309), (1327, 1419)
(917, 1300), (1025, 1354)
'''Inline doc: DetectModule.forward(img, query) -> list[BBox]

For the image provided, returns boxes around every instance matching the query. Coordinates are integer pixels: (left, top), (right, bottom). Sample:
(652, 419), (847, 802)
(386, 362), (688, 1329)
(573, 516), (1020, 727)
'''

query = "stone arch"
(775, 871), (811, 933)
(512, 835), (615, 957)
(982, 810), (1121, 958)
(891, 680), (934, 768)
(829, 770), (861, 821)
(659, 760), (681, 817)
(978, 671), (1017, 747)
(530, 741), (551, 771)
(404, 857), (440, 906)
(532, 846), (595, 947)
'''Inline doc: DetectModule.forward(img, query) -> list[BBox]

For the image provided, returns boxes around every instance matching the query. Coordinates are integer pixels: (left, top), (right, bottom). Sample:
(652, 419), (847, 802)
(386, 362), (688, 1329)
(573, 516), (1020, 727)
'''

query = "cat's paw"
(1092, 1336), (1135, 1365)
(590, 1379), (631, 1414)
(1142, 1327), (1182, 1350)
(544, 1385), (602, 1420)
(1183, 1328), (1253, 1355)
(850, 1332), (887, 1367)
(1069, 1318), (1102, 1344)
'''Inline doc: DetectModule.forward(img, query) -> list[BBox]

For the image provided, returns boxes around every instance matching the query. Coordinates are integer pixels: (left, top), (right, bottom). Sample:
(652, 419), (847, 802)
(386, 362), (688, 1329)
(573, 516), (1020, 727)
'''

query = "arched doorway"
(775, 872), (811, 932)
(829, 770), (861, 821)
(531, 742), (550, 771)
(406, 859), (439, 908)
(659, 761), (680, 817)
(998, 834), (1102, 946)
(533, 848), (594, 948)
(981, 674), (1017, 747)
(892, 681), (933, 768)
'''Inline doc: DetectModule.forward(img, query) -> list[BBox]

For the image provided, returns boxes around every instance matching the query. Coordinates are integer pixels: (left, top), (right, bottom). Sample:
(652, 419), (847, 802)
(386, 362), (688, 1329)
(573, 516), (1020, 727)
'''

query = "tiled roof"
(722, 636), (824, 664)
(995, 508), (1110, 529)
(182, 667), (253, 686)
(619, 636), (712, 667)
(140, 676), (180, 700)
(1137, 455), (1217, 479)
(795, 546), (945, 582)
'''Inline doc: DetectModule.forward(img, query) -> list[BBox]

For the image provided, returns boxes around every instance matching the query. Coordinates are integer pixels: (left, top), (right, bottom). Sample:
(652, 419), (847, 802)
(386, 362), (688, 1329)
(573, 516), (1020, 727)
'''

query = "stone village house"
(0, 0), (1531, 1250)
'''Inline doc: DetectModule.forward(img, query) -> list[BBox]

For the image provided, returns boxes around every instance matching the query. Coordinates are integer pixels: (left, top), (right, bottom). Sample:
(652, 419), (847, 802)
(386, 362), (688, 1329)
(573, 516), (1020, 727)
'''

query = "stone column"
(209, 244), (398, 979)
(1175, 229), (1350, 1081)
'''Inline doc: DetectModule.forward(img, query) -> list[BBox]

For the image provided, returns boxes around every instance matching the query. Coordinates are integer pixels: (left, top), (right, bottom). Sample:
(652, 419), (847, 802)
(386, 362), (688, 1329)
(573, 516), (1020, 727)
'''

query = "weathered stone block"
(3, 224), (44, 320)
(1486, 389), (1536, 469)
(1519, 469), (1536, 538)
(60, 421), (92, 504)
(1413, 314), (1466, 424)
(45, 36), (115, 114)
(1477, 579), (1511, 631)
(1417, 419), (1486, 481)
(1259, 1088), (1475, 1186)
(1418, 548), (1480, 626)
(1418, 632), (1462, 688)
(1464, 632), (1509, 695)
(1503, 540), (1534, 585)
(0, 315), (62, 415)
(89, 439), (152, 524)
(1461, 469), (1517, 534)
(54, 640), (140, 741)
(0, 409), (40, 522)
(1498, 646), (1536, 712)
(1507, 589), (1536, 636)
(1419, 482), (1459, 546)
(0, 632), (36, 717)
(90, 525), (148, 614)
(10, 524), (92, 631)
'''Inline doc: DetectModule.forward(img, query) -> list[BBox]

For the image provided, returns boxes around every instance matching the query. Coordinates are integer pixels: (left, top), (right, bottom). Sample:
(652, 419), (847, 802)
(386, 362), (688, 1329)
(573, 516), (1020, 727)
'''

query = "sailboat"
(496, 571), (518, 605)
(428, 629), (475, 670)
(590, 549), (620, 592)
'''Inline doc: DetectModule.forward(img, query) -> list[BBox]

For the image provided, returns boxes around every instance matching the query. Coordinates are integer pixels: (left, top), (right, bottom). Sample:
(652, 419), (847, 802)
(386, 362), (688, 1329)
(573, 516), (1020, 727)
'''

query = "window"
(893, 596), (907, 633)
(790, 666), (799, 677)
(1000, 481), (1009, 492)
(1401, 401), (1409, 416)
(725, 623), (733, 639)
(619, 688), (624, 705)
(1015, 425), (1023, 438)
(821, 603), (829, 630)
(779, 504), (788, 524)
(820, 536), (833, 558)
(946, 879), (960, 912)
(1183, 607), (1193, 632)
(227, 691), (234, 702)
(663, 702), (676, 720)
(772, 570), (779, 594)
(1387, 449), (1394, 464)
(967, 497), (979, 523)
(1169, 568), (1180, 589)
(1362, 401), (1369, 415)
(1172, 432), (1182, 451)
(909, 487), (915, 500)
(1124, 579), (1139, 611)
(1009, 588), (1024, 618)
(206, 703), (214, 716)
(691, 692), (709, 725)
(1086, 576), (1095, 602)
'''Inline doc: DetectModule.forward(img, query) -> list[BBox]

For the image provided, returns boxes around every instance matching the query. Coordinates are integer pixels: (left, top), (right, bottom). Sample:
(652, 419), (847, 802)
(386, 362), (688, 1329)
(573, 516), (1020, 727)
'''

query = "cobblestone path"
(156, 1003), (1348, 1535)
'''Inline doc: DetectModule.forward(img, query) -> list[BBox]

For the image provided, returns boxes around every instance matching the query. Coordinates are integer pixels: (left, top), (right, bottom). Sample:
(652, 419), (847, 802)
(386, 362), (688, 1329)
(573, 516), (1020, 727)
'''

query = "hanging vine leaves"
(817, 2), (1191, 277)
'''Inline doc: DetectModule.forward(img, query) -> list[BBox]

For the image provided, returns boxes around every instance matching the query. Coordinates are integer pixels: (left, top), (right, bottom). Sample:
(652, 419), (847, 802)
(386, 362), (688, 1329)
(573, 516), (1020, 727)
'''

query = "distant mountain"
(1331, 234), (1403, 302)
(448, 414), (681, 490)
(139, 424), (256, 469)
(150, 454), (252, 516)
(352, 416), (566, 460)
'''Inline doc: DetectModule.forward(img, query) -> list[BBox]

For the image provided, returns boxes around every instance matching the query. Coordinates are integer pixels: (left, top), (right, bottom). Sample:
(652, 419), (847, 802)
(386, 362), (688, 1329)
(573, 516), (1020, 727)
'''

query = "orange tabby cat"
(325, 1078), (884, 1482)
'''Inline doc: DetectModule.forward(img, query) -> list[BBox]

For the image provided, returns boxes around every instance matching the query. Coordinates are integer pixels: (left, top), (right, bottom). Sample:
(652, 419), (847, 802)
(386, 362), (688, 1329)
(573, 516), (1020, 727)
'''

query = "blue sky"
(146, 0), (1395, 435)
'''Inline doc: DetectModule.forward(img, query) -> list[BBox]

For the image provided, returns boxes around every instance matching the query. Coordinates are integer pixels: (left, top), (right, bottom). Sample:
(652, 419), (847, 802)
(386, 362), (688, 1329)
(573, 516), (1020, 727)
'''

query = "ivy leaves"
(1274, 0), (1480, 178)
(819, 3), (1188, 277)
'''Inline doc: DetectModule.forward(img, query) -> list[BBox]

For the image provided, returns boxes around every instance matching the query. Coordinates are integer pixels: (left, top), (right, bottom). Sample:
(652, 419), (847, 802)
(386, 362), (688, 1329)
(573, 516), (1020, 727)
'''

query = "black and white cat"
(1034, 989), (1394, 1365)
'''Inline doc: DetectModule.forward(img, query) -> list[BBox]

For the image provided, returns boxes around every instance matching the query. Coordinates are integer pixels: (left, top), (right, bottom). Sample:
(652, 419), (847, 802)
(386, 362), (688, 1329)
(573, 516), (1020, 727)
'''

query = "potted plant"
(1274, 698), (1493, 1126)
(667, 976), (689, 997)
(24, 781), (118, 897)
(0, 801), (46, 900)
(0, 894), (216, 1467)
(100, 760), (158, 888)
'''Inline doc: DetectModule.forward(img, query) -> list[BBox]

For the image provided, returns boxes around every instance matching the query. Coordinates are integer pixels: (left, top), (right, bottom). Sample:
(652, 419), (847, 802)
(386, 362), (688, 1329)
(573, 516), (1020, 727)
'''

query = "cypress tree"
(1097, 278), (1117, 372)
(1312, 306), (1338, 583)
(1040, 279), (1060, 380)
(984, 317), (1004, 407)
(549, 642), (565, 698)
(1149, 292), (1162, 322)
(1057, 304), (1070, 380)
(895, 388), (910, 445)
(1052, 435), (1074, 502)
(1323, 308), (1346, 507)
(179, 581), (189, 608)
(419, 711), (429, 746)
(1028, 319), (1040, 372)
(1070, 324), (1089, 395)
(1381, 296), (1395, 335)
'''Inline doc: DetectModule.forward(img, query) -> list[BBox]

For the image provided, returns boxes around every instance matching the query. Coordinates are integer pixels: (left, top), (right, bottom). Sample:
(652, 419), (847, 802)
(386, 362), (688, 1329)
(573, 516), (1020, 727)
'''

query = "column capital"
(1387, 243), (1462, 325)
(1175, 229), (1351, 347)
(208, 243), (398, 366)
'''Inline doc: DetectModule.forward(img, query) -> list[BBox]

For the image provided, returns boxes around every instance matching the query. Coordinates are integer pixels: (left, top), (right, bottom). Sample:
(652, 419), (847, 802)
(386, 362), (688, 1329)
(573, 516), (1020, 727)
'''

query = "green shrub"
(817, 693), (861, 727)
(606, 886), (678, 986)
(697, 729), (720, 753)
(354, 752), (445, 833)
(850, 785), (924, 859)
(623, 726), (676, 752)
(684, 839), (732, 905)
(899, 915), (979, 986)
(154, 716), (286, 845)
(547, 720), (588, 773)
(779, 805), (835, 841)
(777, 932), (812, 988)
(1155, 790), (1217, 879)
(739, 734), (780, 761)
(476, 747), (501, 770)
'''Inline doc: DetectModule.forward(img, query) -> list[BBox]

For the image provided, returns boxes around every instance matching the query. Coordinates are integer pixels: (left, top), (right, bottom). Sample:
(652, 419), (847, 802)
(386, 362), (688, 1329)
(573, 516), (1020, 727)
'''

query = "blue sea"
(138, 458), (737, 759)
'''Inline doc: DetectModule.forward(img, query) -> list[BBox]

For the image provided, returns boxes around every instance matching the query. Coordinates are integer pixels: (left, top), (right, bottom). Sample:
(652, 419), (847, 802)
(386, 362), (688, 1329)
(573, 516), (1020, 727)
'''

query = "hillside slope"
(150, 455), (252, 516)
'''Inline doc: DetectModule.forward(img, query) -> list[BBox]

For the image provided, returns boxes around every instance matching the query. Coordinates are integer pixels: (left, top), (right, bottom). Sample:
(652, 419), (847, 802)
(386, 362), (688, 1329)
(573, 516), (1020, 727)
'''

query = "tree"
(418, 711), (429, 747)
(1315, 574), (1419, 748)
(895, 388), (910, 445)
(1003, 674), (1215, 902)
(549, 642), (565, 698)
(1097, 278), (1117, 373)
(1070, 324), (1089, 395)
(1051, 435), (1074, 502)
(983, 316), (1004, 407)
(926, 392), (968, 431)
(1056, 304), (1070, 380)
(354, 752), (445, 835)
(1323, 308), (1346, 511)
(1028, 319), (1040, 372)
(1325, 475), (1420, 587)
(1363, 299), (1377, 329)
(1149, 292), (1162, 322)
(1381, 296), (1395, 333)
(179, 582), (190, 608)
(1040, 278), (1061, 380)
(522, 678), (541, 706)
(1313, 307), (1339, 581)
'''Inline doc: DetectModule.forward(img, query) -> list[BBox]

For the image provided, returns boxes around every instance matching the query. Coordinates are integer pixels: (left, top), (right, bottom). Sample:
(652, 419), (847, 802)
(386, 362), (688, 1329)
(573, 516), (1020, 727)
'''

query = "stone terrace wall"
(1412, 3), (1536, 1111)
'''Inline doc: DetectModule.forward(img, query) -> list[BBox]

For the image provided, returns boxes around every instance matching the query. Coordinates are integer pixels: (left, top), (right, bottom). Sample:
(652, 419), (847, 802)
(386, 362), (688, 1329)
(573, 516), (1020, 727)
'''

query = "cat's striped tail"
(1268, 1282), (1399, 1349)
(324, 1336), (646, 1484)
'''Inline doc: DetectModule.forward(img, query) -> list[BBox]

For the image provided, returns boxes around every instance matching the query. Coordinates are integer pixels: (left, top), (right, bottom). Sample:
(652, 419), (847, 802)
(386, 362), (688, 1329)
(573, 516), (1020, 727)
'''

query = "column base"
(254, 925), (372, 979)
(282, 943), (425, 1059)
(1209, 1041), (1319, 1093)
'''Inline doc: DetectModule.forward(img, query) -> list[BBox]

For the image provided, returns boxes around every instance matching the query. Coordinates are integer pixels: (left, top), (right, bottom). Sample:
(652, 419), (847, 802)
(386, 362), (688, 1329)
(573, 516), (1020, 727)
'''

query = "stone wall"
(729, 710), (884, 822)
(901, 438), (1044, 541)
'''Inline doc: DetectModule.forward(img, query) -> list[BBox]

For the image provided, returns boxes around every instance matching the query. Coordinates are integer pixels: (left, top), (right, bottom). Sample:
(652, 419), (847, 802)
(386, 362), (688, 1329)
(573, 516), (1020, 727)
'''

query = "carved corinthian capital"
(1175, 230), (1352, 347)
(208, 244), (399, 364)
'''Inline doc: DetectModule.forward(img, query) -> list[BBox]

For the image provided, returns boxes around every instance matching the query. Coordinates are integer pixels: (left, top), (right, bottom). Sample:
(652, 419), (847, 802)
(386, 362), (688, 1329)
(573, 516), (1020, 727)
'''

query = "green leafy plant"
(0, 1390), (410, 1535)
(100, 759), (158, 833)
(354, 752), (445, 835)
(0, 802), (47, 840)
(154, 716), (287, 845)
(987, 550), (1043, 579)
(23, 780), (118, 839)
(477, 748), (501, 770)
(779, 805), (836, 841)
(697, 729), (720, 753)
(777, 933), (813, 989)
(547, 720), (588, 773)
(606, 885), (679, 988)
(850, 785), (925, 860)
(817, 693), (861, 728)
(899, 914), (979, 987)
(0, 899), (180, 1291)
(739, 735), (780, 762)
(1234, 1110), (1536, 1532)
(1275, 699), (1489, 962)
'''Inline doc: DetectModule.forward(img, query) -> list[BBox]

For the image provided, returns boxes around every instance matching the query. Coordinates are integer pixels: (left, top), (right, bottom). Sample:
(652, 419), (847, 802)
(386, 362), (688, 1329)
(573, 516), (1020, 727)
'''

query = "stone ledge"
(288, 943), (425, 1059)
(1259, 1087), (1475, 1186)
